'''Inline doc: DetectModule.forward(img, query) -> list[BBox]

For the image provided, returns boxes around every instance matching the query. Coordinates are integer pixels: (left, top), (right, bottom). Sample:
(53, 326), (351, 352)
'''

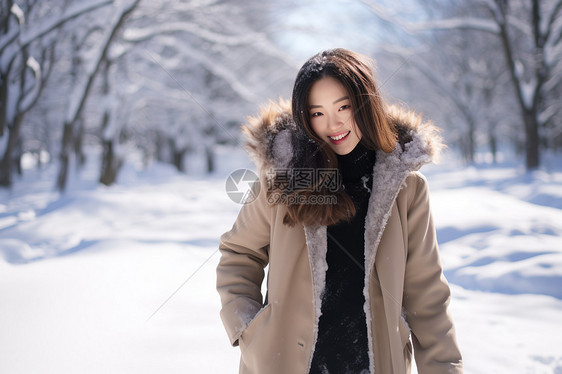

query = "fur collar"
(242, 98), (443, 179)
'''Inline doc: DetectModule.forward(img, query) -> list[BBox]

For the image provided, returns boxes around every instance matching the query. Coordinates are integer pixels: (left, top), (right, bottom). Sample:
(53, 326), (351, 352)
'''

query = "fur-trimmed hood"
(242, 99), (443, 182)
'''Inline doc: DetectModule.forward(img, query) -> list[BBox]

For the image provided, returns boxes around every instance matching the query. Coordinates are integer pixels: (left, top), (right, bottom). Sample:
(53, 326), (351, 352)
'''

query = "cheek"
(310, 120), (324, 138)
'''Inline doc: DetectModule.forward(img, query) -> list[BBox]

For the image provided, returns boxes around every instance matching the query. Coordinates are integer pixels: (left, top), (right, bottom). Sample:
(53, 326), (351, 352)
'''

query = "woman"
(216, 49), (463, 374)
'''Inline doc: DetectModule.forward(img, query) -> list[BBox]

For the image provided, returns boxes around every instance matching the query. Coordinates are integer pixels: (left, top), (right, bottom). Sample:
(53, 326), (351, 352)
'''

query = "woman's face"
(308, 76), (362, 155)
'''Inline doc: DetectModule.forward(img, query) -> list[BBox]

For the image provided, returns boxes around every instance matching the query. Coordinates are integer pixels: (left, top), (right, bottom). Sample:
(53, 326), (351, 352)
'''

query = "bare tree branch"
(358, 0), (500, 34)
(0, 0), (112, 67)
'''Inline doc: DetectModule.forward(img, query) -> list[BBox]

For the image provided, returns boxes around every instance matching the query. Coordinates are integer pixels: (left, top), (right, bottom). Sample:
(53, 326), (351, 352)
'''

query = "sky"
(271, 0), (424, 62)
(272, 0), (386, 60)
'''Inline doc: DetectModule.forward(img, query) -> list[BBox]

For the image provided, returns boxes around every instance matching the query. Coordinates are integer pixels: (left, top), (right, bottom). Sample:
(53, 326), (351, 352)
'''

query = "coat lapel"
(361, 145), (411, 373)
(364, 127), (435, 275)
(303, 223), (328, 370)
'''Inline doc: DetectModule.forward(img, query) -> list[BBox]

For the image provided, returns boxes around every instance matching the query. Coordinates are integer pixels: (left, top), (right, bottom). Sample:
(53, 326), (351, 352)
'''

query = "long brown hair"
(282, 48), (397, 227)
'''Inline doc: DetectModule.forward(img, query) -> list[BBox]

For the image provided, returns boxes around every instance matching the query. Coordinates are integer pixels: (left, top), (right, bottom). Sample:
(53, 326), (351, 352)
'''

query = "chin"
(332, 141), (360, 155)
(334, 149), (352, 155)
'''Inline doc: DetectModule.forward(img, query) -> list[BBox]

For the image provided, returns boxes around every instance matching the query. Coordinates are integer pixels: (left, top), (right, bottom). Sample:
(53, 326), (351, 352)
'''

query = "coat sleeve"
(216, 183), (271, 347)
(403, 173), (463, 373)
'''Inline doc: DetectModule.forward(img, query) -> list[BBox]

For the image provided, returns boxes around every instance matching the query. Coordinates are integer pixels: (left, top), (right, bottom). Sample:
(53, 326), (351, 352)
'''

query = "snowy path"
(1, 151), (561, 373)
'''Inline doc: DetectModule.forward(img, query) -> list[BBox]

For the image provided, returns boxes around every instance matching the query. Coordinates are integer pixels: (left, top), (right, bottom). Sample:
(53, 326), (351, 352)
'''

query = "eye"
(310, 111), (323, 117)
(339, 104), (351, 111)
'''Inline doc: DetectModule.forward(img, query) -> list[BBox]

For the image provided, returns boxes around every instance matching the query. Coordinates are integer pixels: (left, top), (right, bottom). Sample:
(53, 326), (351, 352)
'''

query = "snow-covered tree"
(372, 1), (518, 164)
(4, 0), (297, 189)
(116, 0), (296, 174)
(0, 0), (111, 187)
(57, 0), (140, 190)
(365, 0), (562, 168)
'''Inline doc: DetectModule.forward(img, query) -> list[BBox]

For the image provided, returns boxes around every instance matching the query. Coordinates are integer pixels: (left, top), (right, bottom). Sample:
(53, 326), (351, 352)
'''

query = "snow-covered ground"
(1, 147), (561, 373)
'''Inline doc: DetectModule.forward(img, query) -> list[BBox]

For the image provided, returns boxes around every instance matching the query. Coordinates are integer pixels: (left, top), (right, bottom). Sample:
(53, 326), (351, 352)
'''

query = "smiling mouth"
(328, 131), (351, 142)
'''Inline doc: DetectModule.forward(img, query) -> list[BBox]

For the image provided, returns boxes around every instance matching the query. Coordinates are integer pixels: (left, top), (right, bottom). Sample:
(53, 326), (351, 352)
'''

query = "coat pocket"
(399, 315), (413, 370)
(399, 315), (411, 345)
(240, 303), (272, 350)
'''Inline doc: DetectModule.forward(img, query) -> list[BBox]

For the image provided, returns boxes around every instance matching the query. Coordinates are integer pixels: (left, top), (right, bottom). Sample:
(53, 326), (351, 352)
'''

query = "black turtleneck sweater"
(309, 143), (376, 374)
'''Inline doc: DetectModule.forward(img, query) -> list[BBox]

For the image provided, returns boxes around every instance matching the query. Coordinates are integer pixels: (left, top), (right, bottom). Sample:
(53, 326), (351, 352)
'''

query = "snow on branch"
(520, 79), (538, 110)
(10, 4), (25, 26)
(409, 18), (500, 35)
(379, 44), (470, 116)
(251, 36), (300, 70)
(20, 0), (113, 47)
(123, 22), (261, 46)
(1, 0), (113, 73)
(358, 0), (499, 35)
(144, 36), (259, 103)
(65, 0), (140, 124)
(545, 40), (562, 68)
(19, 56), (41, 112)
(544, 1), (562, 39)
(506, 14), (532, 36)
(124, 21), (297, 72)
(357, 0), (400, 27)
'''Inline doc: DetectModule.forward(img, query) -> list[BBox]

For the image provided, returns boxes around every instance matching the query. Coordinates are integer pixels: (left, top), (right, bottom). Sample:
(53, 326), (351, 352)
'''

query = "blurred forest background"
(1, 0), (561, 192)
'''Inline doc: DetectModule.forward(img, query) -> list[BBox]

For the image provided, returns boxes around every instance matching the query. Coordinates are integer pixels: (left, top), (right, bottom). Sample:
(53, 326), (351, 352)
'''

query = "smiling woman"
(217, 48), (463, 374)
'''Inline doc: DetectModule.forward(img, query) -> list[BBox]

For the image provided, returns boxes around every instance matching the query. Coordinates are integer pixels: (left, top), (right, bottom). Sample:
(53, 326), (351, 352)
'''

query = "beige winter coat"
(216, 102), (463, 373)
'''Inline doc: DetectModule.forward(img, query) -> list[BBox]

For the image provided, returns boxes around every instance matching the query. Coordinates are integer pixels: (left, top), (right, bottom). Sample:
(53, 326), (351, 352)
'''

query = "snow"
(65, 0), (140, 124)
(520, 79), (537, 110)
(19, 0), (113, 47)
(1, 147), (562, 373)
(19, 56), (42, 112)
(10, 4), (25, 26)
(124, 22), (257, 46)
(429, 180), (562, 298)
(144, 43), (260, 105)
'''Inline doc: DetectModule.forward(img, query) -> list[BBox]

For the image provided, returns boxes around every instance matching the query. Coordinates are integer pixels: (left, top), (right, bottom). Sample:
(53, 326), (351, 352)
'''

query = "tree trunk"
(0, 73), (7, 137)
(489, 130), (498, 164)
(494, 0), (543, 169)
(3, 0), (113, 190)
(169, 138), (185, 173)
(466, 117), (476, 164)
(14, 137), (23, 175)
(98, 58), (124, 186)
(99, 139), (122, 186)
(74, 118), (86, 167)
(206, 146), (215, 173)
(0, 113), (24, 187)
(57, 121), (73, 191)
(58, 0), (140, 191)
(172, 150), (185, 172)
(455, 108), (477, 164)
(524, 109), (540, 169)
(154, 132), (165, 162)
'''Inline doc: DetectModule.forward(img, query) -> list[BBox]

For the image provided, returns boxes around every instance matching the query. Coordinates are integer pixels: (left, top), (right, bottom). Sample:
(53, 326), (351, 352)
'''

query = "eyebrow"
(309, 96), (350, 109)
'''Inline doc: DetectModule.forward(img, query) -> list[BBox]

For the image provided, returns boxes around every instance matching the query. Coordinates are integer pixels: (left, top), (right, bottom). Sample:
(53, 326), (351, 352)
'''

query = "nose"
(327, 113), (344, 132)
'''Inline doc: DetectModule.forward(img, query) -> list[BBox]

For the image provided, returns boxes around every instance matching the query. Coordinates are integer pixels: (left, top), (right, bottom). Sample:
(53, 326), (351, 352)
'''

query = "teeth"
(329, 131), (349, 141)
